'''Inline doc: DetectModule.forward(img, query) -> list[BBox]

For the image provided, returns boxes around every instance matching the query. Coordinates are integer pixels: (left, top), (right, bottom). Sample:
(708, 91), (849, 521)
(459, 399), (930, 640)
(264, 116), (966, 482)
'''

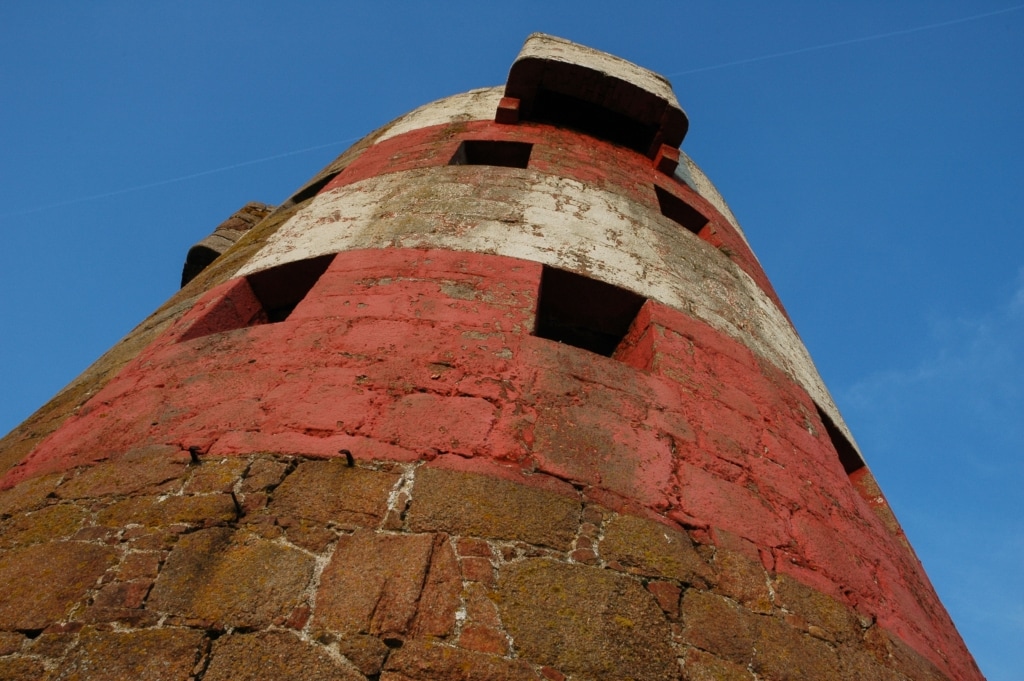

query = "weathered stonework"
(0, 455), (967, 679)
(0, 33), (980, 680)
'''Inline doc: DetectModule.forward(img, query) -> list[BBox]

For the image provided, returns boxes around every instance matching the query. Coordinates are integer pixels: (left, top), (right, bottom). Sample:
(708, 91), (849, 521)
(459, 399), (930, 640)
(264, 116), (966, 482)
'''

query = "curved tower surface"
(0, 35), (980, 680)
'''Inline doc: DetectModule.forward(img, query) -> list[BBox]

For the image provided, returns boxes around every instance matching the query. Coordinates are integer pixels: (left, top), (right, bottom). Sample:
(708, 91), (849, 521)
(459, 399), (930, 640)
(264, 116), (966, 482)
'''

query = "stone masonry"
(0, 450), (963, 680)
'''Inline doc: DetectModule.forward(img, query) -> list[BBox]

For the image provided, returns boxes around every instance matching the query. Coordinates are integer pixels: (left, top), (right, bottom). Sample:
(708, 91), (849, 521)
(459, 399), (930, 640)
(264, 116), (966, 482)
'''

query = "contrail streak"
(666, 4), (1024, 77)
(0, 138), (357, 219)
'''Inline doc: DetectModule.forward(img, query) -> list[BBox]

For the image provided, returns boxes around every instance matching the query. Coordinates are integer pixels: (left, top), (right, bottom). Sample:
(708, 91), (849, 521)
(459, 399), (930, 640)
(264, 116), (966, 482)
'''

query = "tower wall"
(0, 35), (980, 681)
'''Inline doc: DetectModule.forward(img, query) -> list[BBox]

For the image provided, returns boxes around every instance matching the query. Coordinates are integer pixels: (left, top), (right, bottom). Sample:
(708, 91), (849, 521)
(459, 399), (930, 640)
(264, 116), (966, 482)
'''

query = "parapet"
(500, 33), (688, 157)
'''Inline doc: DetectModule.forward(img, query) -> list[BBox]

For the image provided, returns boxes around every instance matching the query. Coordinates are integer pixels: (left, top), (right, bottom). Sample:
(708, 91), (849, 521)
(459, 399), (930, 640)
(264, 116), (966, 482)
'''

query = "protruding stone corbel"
(653, 144), (680, 175)
(495, 96), (521, 124)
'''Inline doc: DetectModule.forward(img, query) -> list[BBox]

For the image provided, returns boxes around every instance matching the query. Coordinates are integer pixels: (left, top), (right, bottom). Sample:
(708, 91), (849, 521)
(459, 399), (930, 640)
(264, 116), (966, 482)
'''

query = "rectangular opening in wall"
(247, 254), (335, 322)
(286, 171), (342, 206)
(655, 185), (709, 236)
(814, 404), (865, 476)
(533, 265), (647, 357)
(179, 254), (335, 342)
(450, 140), (532, 168)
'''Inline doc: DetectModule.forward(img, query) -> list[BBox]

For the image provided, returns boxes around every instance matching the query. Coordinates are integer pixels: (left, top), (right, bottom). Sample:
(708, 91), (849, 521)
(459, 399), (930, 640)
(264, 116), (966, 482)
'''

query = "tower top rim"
(505, 33), (689, 152)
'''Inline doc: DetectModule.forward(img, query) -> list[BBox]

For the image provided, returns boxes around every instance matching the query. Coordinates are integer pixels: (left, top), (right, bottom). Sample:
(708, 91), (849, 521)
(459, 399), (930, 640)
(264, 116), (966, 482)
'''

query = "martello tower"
(0, 35), (980, 680)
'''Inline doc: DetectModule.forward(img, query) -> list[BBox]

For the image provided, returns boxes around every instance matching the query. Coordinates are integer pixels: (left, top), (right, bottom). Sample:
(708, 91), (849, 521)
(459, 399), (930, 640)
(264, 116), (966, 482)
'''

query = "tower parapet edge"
(0, 34), (981, 681)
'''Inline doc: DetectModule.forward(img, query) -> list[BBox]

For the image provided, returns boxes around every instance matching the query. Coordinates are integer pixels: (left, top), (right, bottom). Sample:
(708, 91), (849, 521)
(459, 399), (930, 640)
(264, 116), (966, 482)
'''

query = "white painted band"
(237, 166), (858, 455)
(376, 87), (505, 144)
(375, 88), (753, 250)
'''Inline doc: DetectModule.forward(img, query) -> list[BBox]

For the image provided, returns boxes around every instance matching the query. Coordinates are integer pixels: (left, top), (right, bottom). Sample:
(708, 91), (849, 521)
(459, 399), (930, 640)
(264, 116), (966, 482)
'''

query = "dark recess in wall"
(815, 404), (866, 476)
(655, 185), (709, 236)
(248, 254), (335, 322)
(285, 172), (343, 207)
(179, 255), (335, 341)
(450, 140), (533, 168)
(529, 88), (657, 154)
(534, 265), (646, 357)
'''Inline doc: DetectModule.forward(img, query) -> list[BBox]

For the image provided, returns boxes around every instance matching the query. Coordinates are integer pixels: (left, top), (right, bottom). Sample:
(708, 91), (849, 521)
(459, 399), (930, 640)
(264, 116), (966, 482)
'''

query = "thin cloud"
(843, 272), (1019, 413)
(838, 269), (1024, 498)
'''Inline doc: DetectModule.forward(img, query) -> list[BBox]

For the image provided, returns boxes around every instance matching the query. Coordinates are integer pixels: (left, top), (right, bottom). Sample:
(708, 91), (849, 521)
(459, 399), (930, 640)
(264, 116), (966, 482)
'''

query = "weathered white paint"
(376, 87), (505, 144)
(374, 89), (750, 248)
(237, 167), (858, 454)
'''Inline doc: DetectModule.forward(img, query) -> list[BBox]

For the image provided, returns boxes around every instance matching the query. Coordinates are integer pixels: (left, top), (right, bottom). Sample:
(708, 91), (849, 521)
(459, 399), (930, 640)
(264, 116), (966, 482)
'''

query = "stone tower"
(0, 35), (980, 680)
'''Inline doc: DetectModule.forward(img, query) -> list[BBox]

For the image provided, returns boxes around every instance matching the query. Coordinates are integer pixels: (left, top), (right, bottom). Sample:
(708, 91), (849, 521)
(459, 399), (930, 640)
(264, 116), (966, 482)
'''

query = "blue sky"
(1, 3), (1021, 677)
